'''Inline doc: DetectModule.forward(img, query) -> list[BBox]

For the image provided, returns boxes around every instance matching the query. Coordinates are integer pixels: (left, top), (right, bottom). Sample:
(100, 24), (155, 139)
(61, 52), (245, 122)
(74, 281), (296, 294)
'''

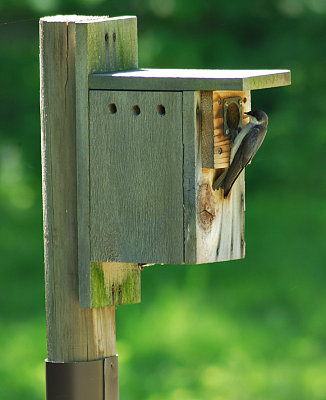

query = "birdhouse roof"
(89, 68), (291, 91)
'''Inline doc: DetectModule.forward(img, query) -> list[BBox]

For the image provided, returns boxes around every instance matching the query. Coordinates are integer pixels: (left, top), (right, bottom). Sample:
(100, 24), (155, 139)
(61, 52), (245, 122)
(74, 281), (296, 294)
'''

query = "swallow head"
(245, 110), (268, 127)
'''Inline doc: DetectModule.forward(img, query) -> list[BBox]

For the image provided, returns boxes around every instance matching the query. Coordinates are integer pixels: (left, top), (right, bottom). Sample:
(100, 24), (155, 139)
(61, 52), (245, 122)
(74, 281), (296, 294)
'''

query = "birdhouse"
(86, 69), (290, 269)
(40, 16), (290, 308)
(41, 15), (291, 400)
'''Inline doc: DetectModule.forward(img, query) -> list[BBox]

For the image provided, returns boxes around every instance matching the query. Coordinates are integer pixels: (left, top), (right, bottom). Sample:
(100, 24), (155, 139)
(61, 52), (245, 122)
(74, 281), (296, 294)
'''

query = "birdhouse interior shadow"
(226, 101), (241, 138)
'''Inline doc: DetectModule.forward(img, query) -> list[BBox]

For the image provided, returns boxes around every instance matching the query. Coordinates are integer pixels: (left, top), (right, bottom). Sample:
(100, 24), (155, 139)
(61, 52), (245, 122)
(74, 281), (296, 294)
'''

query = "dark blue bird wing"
(223, 125), (266, 198)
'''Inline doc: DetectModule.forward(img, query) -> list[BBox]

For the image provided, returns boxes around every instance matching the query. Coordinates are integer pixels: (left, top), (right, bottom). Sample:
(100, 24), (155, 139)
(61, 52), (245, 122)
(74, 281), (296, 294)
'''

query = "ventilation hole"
(105, 33), (109, 42)
(132, 105), (140, 115)
(157, 105), (166, 116)
(108, 103), (117, 114)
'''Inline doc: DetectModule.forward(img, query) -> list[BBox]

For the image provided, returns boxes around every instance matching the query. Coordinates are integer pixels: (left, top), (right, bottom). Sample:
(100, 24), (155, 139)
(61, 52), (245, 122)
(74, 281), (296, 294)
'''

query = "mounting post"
(40, 15), (138, 399)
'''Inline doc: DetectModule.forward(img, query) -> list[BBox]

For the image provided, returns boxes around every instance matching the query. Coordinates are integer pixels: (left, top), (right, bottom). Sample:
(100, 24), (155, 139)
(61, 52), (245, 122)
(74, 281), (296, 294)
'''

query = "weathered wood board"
(200, 91), (214, 169)
(196, 168), (246, 263)
(182, 91), (201, 264)
(40, 15), (118, 362)
(74, 16), (141, 308)
(91, 263), (141, 308)
(89, 68), (291, 91)
(183, 91), (249, 264)
(89, 90), (184, 264)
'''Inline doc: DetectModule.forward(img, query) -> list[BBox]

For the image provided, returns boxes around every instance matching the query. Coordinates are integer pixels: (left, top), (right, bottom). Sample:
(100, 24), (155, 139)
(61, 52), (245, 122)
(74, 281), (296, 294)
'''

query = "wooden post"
(40, 15), (138, 399)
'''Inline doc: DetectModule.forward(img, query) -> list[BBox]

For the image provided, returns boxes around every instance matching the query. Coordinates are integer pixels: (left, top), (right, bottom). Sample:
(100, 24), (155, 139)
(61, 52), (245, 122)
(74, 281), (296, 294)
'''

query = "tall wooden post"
(40, 15), (138, 399)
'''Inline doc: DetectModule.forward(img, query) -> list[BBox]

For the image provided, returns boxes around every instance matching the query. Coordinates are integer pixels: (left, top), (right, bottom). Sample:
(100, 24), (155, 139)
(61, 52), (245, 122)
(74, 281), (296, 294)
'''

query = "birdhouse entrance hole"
(224, 96), (243, 139)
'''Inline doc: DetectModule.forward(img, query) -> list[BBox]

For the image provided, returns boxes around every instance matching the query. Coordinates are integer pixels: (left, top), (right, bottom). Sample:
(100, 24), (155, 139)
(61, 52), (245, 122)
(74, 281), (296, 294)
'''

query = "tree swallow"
(212, 109), (268, 198)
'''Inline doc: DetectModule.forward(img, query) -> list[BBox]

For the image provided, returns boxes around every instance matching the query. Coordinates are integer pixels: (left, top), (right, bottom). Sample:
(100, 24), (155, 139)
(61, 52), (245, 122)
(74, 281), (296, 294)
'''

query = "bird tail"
(212, 170), (227, 191)
(223, 168), (243, 198)
(223, 186), (231, 198)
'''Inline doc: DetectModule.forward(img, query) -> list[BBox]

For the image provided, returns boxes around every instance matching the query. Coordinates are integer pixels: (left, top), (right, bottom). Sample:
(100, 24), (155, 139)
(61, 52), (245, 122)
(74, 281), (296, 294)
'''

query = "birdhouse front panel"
(89, 90), (184, 264)
(88, 88), (251, 265)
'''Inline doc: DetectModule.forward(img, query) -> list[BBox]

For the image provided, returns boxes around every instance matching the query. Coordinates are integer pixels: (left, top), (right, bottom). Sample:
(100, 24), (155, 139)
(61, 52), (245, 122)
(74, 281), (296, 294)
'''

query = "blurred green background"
(1, 0), (326, 399)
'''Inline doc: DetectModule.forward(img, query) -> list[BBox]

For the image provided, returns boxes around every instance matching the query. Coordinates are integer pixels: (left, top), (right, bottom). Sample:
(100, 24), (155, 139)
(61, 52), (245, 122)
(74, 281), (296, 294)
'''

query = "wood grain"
(198, 91), (251, 262)
(75, 16), (138, 307)
(40, 16), (117, 362)
(213, 91), (250, 169)
(200, 91), (214, 168)
(91, 263), (140, 308)
(89, 68), (291, 91)
(89, 90), (184, 264)
(183, 91), (201, 263)
(197, 168), (245, 263)
(182, 91), (249, 264)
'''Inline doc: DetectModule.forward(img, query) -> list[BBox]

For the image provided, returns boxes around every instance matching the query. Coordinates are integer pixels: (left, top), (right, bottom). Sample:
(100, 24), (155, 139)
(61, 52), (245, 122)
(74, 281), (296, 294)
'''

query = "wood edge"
(88, 75), (245, 91)
(243, 71), (291, 90)
(90, 262), (141, 308)
(40, 15), (110, 23)
(88, 70), (291, 91)
(183, 91), (200, 264)
(200, 91), (214, 169)
(75, 22), (92, 308)
(40, 15), (137, 24)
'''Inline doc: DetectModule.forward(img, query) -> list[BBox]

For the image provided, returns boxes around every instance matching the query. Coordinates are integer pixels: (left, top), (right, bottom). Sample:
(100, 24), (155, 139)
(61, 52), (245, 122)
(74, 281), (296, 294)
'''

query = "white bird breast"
(230, 122), (254, 162)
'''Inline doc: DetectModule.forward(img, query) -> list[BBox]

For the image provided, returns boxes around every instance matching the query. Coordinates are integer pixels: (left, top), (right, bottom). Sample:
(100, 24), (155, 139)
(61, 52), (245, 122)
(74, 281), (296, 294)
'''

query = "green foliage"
(1, 1), (326, 399)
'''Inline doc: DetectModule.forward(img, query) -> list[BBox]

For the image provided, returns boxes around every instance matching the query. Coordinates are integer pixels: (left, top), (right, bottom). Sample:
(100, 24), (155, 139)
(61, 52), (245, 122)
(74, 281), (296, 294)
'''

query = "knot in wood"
(198, 183), (216, 230)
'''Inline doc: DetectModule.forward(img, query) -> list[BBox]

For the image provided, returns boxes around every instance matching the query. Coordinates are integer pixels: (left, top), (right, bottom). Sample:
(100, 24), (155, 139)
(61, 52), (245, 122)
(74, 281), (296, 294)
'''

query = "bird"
(212, 109), (268, 198)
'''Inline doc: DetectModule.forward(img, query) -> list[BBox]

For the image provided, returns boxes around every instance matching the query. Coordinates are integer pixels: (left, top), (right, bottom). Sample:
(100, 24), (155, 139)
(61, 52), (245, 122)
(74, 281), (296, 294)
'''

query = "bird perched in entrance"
(212, 109), (268, 198)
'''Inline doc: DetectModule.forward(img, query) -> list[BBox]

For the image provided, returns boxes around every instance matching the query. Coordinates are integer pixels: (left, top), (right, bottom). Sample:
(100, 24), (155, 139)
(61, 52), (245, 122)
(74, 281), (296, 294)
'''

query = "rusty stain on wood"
(197, 178), (219, 230)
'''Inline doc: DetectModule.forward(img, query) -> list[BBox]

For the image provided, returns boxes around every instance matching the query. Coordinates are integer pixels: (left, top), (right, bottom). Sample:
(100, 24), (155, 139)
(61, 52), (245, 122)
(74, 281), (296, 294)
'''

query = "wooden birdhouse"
(41, 15), (291, 400)
(86, 70), (290, 268)
(40, 15), (291, 310)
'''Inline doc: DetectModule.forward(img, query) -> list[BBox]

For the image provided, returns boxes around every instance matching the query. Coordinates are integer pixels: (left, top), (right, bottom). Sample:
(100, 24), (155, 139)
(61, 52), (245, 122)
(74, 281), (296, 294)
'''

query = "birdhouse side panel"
(183, 91), (248, 264)
(89, 90), (184, 264)
(197, 90), (251, 263)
